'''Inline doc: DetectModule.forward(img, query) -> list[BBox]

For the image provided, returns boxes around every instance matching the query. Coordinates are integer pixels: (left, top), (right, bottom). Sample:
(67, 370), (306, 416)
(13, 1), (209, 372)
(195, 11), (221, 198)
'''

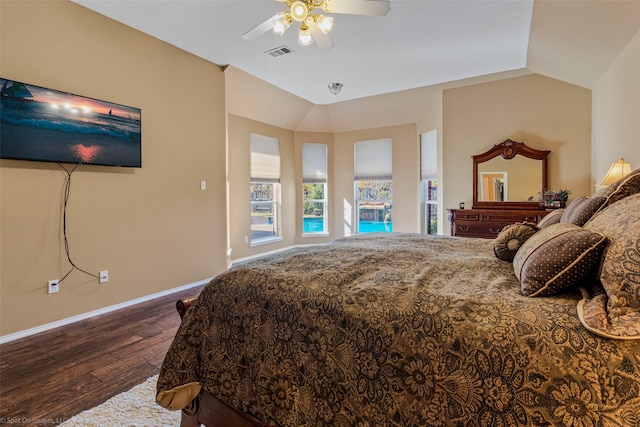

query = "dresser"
(448, 208), (550, 238)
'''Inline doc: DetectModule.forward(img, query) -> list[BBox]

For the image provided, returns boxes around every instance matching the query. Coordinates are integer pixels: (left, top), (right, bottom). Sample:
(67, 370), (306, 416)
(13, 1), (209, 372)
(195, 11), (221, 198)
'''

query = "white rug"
(60, 375), (181, 427)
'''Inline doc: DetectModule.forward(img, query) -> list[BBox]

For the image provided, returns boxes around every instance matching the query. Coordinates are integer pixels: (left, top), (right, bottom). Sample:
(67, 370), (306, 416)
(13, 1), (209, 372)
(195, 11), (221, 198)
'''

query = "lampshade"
(316, 15), (333, 34)
(298, 25), (313, 45)
(599, 158), (632, 186)
(273, 12), (291, 35)
(290, 1), (309, 21)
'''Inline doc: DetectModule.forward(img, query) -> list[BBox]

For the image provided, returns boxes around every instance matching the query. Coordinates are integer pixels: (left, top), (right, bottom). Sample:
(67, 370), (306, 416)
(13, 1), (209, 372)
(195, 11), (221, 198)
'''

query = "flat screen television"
(1, 78), (141, 167)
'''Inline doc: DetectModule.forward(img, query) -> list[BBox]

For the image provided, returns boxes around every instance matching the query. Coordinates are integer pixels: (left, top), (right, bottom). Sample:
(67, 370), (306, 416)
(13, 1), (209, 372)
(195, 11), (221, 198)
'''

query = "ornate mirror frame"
(472, 139), (550, 210)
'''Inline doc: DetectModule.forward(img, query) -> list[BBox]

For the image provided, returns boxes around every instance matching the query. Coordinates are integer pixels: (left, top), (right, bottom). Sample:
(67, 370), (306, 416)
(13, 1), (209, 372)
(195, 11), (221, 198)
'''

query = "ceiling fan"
(242, 0), (391, 50)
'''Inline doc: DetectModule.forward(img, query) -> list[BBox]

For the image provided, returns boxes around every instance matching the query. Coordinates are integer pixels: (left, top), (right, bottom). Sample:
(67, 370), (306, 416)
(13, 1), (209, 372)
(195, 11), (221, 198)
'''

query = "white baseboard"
(0, 279), (211, 345)
(1, 243), (327, 345)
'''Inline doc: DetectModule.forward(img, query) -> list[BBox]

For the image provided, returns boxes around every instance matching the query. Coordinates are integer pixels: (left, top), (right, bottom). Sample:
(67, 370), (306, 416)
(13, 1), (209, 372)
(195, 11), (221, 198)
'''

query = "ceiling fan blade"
(242, 13), (279, 40)
(321, 0), (391, 16)
(308, 21), (334, 51)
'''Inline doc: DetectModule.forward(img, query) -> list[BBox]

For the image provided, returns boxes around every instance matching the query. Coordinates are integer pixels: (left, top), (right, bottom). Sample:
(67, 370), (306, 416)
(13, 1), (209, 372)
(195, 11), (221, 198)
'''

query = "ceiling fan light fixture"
(244, 0), (390, 49)
(290, 1), (309, 22)
(273, 12), (291, 35)
(315, 15), (333, 34)
(298, 25), (313, 45)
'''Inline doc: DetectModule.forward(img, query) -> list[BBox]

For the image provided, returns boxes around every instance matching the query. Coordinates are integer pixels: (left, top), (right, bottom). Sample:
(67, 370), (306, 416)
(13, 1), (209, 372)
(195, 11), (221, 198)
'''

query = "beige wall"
(592, 29), (640, 184)
(0, 1), (227, 335)
(442, 74), (592, 227)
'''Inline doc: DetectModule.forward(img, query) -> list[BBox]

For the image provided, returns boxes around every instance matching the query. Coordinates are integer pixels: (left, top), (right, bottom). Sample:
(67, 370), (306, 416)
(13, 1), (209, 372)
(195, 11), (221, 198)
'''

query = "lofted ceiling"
(71, 0), (640, 130)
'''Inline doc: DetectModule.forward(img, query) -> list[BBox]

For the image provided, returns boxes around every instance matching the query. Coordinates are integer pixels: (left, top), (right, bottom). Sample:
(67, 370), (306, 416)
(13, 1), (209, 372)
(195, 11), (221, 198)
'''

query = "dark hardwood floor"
(0, 284), (205, 425)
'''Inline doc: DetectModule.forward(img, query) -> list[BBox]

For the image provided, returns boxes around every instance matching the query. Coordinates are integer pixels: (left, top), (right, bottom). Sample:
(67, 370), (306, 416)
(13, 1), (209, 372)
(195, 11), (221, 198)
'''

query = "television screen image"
(0, 78), (141, 167)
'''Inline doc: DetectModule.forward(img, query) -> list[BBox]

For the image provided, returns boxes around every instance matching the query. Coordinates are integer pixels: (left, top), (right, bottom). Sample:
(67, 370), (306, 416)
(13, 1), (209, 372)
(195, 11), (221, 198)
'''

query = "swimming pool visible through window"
(250, 134), (281, 244)
(355, 139), (392, 234)
(302, 143), (328, 235)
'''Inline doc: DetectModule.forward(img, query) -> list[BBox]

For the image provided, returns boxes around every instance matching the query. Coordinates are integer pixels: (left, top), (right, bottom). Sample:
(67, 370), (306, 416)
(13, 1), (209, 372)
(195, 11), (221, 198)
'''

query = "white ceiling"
(72, 0), (640, 107)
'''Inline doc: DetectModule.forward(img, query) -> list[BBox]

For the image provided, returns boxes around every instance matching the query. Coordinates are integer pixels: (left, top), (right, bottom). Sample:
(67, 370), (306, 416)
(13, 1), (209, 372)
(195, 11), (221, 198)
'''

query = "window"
(421, 130), (438, 235)
(302, 143), (328, 235)
(250, 134), (281, 244)
(354, 139), (392, 234)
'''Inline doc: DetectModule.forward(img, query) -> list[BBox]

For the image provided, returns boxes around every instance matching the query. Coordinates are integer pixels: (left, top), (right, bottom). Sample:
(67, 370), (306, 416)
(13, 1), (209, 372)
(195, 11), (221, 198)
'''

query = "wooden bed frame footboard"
(175, 297), (276, 427)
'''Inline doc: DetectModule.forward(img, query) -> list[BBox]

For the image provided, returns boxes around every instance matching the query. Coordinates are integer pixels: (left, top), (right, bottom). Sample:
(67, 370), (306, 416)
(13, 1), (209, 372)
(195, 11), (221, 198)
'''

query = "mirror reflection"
(472, 139), (549, 210)
(477, 156), (542, 202)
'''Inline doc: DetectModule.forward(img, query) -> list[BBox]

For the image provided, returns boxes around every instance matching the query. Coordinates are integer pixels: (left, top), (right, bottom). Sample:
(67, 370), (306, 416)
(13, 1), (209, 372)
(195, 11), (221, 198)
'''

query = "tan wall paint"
(592, 29), (640, 184)
(442, 74), (592, 232)
(227, 114), (297, 260)
(0, 1), (227, 335)
(224, 66), (315, 132)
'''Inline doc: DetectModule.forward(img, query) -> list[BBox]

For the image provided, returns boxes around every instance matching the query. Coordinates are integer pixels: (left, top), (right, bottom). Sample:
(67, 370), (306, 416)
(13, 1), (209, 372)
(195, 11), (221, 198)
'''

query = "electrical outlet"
(100, 270), (109, 283)
(48, 280), (59, 294)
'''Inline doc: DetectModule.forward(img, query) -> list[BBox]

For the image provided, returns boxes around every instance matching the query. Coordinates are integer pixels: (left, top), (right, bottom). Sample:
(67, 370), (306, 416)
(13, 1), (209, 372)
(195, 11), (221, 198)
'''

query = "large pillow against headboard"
(592, 167), (640, 214)
(577, 193), (640, 339)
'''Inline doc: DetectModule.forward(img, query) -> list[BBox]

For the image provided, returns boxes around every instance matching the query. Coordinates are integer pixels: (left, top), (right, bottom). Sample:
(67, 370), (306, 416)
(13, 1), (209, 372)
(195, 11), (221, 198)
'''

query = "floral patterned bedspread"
(157, 233), (640, 426)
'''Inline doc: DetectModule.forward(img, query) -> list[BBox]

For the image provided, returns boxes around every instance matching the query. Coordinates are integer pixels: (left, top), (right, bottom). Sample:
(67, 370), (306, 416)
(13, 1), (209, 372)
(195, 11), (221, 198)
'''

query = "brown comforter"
(157, 233), (640, 426)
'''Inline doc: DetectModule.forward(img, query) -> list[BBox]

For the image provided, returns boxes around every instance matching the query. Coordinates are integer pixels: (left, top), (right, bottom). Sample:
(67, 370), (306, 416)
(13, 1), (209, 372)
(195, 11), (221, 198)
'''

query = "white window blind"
(302, 143), (327, 183)
(354, 138), (392, 180)
(250, 134), (280, 182)
(421, 130), (437, 180)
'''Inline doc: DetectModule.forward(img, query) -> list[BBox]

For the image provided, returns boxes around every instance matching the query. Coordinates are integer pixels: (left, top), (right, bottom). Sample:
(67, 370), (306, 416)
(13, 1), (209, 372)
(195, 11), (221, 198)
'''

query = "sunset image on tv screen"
(0, 78), (141, 167)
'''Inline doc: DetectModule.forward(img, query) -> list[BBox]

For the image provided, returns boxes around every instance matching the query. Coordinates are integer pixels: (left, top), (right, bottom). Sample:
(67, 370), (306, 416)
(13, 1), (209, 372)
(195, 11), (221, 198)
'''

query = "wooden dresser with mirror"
(448, 139), (551, 238)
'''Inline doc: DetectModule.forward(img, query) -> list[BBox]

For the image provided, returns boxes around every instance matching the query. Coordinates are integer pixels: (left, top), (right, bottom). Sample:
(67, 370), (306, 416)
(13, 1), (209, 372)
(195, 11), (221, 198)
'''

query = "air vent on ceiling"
(265, 46), (294, 58)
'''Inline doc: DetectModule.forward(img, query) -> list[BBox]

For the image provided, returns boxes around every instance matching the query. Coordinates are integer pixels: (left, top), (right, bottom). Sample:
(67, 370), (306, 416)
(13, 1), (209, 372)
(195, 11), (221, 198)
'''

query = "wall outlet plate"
(100, 270), (109, 283)
(48, 280), (59, 294)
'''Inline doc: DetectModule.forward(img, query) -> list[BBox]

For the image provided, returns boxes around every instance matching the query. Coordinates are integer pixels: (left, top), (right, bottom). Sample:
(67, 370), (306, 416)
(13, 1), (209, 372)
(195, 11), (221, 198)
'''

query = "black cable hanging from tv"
(57, 163), (100, 283)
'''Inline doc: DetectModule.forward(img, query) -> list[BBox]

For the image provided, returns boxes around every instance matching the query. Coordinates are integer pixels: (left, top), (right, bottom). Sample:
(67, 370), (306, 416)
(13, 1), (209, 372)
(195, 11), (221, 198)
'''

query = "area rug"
(60, 375), (181, 426)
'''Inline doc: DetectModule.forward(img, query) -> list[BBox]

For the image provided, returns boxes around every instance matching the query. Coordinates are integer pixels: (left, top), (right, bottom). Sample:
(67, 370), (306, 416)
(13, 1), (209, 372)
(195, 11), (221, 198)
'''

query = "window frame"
(354, 139), (393, 234)
(355, 179), (393, 234)
(250, 181), (282, 246)
(302, 143), (329, 237)
(250, 134), (282, 246)
(302, 182), (328, 236)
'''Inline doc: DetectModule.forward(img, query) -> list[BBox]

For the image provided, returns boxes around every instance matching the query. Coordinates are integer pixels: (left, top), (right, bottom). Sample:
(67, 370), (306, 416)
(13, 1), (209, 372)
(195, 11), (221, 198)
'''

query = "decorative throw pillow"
(493, 222), (539, 262)
(593, 182), (617, 199)
(560, 196), (606, 226)
(537, 209), (564, 229)
(592, 167), (640, 217)
(513, 223), (607, 297)
(579, 193), (640, 339)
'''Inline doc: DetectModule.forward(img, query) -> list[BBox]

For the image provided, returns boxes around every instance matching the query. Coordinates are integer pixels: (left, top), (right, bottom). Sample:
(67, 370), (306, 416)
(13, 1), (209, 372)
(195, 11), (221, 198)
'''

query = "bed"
(157, 170), (640, 427)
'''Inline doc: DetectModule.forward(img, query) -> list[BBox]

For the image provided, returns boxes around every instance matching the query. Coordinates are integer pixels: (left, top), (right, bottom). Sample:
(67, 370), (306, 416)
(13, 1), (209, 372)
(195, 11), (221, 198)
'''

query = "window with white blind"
(354, 138), (393, 234)
(302, 143), (328, 235)
(421, 130), (438, 235)
(250, 134), (281, 245)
